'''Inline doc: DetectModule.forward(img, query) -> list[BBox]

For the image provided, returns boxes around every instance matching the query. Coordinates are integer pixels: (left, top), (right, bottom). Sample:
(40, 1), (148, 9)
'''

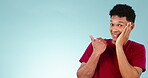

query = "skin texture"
(77, 36), (107, 78)
(111, 15), (143, 78)
(77, 15), (143, 78)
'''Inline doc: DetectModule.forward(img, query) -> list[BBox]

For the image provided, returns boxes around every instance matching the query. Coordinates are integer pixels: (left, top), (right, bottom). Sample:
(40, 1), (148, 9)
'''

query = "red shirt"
(79, 39), (146, 78)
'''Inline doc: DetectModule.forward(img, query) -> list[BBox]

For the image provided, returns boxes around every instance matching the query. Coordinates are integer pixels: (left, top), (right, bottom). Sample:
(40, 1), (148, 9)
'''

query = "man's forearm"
(77, 52), (101, 78)
(116, 45), (140, 78)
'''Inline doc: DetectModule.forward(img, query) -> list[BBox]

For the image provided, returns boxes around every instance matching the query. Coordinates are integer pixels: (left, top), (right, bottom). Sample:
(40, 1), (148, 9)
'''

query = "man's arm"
(116, 45), (142, 78)
(77, 36), (107, 78)
(116, 22), (143, 78)
(77, 52), (101, 78)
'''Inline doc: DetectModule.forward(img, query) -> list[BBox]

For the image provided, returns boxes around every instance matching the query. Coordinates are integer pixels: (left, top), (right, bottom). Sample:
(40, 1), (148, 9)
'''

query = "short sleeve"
(79, 43), (93, 63)
(130, 44), (146, 72)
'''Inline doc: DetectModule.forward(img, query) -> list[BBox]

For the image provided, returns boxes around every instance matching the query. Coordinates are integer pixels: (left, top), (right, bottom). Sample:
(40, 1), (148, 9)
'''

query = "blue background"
(0, 0), (147, 78)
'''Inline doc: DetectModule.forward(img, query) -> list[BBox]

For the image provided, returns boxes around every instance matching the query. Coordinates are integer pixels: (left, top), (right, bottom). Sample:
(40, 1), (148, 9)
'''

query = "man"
(77, 4), (146, 78)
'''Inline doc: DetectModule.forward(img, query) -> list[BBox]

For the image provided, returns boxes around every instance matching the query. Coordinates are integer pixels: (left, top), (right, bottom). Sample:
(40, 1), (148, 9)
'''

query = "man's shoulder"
(129, 40), (145, 48)
(104, 39), (112, 42)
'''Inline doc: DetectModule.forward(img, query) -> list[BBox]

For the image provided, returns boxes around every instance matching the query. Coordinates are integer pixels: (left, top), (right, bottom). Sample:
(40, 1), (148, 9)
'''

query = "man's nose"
(112, 26), (119, 32)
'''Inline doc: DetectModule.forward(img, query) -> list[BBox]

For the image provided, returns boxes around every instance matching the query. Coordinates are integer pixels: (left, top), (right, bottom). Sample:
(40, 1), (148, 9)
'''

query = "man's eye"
(118, 24), (123, 27)
(110, 24), (114, 26)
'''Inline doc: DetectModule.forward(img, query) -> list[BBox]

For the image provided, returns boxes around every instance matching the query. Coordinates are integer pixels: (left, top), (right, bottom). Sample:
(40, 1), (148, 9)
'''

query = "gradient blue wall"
(0, 0), (148, 78)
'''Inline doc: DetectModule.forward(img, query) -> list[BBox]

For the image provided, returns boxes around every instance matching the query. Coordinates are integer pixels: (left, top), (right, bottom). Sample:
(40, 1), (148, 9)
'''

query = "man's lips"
(112, 33), (120, 38)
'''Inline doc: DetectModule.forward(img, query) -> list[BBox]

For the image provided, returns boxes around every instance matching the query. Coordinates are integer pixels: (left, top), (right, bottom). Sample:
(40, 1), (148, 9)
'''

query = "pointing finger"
(89, 35), (95, 42)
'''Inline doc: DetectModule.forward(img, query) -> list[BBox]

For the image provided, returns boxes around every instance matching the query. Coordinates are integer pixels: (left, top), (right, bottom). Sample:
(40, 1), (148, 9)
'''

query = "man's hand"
(77, 36), (107, 78)
(89, 35), (107, 55)
(116, 22), (132, 46)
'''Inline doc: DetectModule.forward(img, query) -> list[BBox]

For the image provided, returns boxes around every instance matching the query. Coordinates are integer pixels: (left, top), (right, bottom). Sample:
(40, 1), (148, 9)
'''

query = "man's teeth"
(113, 34), (118, 37)
(112, 33), (121, 38)
(114, 34), (118, 36)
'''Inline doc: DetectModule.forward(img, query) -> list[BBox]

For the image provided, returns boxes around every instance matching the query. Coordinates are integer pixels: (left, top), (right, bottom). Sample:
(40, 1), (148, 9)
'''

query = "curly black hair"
(109, 4), (136, 23)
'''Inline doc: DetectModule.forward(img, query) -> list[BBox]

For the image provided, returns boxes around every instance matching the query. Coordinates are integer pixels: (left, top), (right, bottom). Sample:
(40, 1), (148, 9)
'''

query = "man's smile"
(111, 33), (121, 38)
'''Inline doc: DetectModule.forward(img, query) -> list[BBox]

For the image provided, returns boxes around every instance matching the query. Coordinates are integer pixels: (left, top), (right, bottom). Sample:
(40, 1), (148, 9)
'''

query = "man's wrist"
(93, 50), (102, 56)
(116, 44), (123, 51)
(116, 44), (123, 49)
(116, 42), (123, 47)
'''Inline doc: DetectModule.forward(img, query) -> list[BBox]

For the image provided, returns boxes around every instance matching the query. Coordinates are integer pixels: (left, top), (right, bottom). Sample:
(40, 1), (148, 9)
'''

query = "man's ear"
(131, 23), (135, 30)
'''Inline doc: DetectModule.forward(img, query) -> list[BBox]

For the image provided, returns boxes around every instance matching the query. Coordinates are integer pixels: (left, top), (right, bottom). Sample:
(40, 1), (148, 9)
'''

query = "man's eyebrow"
(110, 20), (125, 23)
(118, 21), (124, 23)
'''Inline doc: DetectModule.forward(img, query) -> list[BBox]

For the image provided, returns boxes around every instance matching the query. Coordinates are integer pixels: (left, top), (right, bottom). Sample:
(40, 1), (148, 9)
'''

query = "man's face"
(110, 15), (131, 44)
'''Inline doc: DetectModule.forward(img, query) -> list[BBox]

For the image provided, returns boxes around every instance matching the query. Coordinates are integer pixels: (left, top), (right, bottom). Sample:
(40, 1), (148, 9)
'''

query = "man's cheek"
(120, 28), (124, 33)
